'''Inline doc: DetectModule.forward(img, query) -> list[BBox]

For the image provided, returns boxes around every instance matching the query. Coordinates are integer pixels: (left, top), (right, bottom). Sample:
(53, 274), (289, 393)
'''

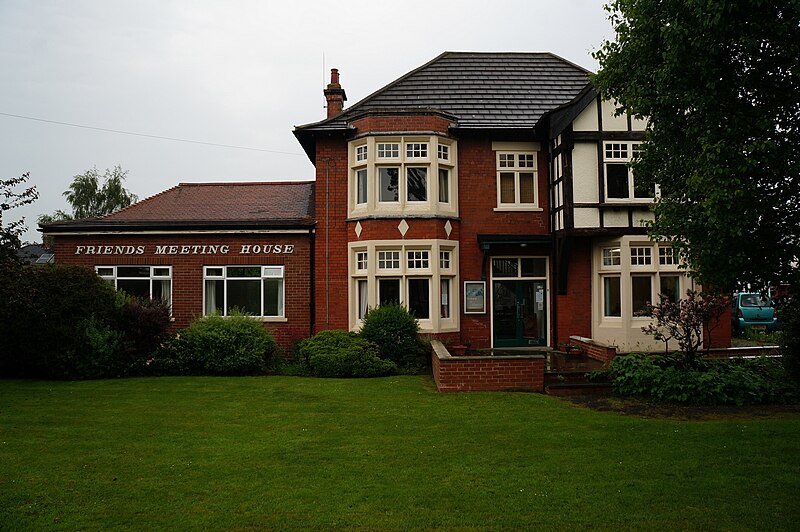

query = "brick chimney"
(324, 68), (347, 118)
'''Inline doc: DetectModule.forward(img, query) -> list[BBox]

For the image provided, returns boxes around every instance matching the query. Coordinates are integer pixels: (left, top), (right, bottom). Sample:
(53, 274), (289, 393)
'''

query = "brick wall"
(314, 138), (350, 332)
(51, 233), (313, 350)
(315, 126), (556, 349)
(456, 136), (552, 348)
(569, 335), (617, 363)
(349, 218), (458, 242)
(351, 114), (453, 134)
(555, 240), (593, 346)
(431, 340), (545, 392)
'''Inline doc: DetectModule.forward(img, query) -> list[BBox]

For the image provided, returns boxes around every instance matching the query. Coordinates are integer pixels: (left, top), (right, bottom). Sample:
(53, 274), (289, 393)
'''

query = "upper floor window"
(377, 143), (399, 159)
(406, 143), (428, 158)
(604, 142), (653, 200)
(495, 150), (539, 210)
(349, 136), (456, 216)
(356, 169), (368, 204)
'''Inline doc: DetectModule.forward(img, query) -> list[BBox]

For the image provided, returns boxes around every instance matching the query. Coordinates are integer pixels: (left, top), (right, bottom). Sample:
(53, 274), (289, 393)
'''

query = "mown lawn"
(1, 376), (799, 530)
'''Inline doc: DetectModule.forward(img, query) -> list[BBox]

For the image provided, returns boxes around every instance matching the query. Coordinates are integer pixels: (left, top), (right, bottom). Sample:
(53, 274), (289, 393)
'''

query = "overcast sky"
(1, 0), (613, 242)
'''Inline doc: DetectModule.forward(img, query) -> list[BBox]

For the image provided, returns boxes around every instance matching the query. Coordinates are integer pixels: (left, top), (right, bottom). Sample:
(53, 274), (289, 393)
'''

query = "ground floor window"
(96, 265), (172, 308)
(407, 278), (430, 319)
(203, 265), (284, 318)
(349, 240), (458, 332)
(603, 275), (621, 317)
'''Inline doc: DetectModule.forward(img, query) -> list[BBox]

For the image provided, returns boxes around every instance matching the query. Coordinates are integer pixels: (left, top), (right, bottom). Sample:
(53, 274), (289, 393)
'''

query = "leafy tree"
(1, 172), (38, 266)
(593, 1), (800, 293)
(39, 165), (138, 223)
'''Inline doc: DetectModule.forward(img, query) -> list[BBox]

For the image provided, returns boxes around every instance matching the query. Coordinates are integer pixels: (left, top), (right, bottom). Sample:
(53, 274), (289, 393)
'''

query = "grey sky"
(0, 0), (613, 242)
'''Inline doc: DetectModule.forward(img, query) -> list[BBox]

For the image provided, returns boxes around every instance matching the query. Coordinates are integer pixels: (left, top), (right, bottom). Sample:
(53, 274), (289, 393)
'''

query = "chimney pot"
(324, 67), (347, 118)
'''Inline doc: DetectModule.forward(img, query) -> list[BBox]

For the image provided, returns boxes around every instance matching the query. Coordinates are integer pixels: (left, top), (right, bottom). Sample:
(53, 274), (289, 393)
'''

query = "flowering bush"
(641, 289), (729, 365)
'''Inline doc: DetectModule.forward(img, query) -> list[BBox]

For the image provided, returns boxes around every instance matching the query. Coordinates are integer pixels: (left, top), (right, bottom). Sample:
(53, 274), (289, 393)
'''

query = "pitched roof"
(41, 181), (316, 233)
(296, 51), (592, 133)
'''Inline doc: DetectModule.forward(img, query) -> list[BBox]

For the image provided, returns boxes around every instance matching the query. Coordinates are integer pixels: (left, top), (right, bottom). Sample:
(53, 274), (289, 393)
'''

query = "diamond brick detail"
(398, 219), (409, 236)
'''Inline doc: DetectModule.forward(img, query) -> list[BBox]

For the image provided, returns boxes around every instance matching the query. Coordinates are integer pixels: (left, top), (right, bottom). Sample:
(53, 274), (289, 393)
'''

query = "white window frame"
(96, 265), (172, 309)
(630, 247), (652, 266)
(407, 250), (430, 270)
(347, 136), (457, 217)
(349, 241), (459, 332)
(355, 251), (368, 272)
(439, 250), (451, 271)
(377, 142), (400, 159)
(602, 247), (621, 268)
(405, 142), (428, 159)
(377, 250), (401, 271)
(202, 265), (286, 320)
(355, 144), (368, 162)
(494, 150), (540, 211)
(603, 141), (653, 202)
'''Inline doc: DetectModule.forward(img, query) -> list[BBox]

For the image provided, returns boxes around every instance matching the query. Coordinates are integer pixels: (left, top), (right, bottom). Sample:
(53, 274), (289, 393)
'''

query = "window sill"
(493, 206), (543, 212)
(258, 317), (288, 323)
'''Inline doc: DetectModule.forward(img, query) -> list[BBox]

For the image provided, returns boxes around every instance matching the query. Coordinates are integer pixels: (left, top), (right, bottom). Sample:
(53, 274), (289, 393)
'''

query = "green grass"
(1, 377), (799, 530)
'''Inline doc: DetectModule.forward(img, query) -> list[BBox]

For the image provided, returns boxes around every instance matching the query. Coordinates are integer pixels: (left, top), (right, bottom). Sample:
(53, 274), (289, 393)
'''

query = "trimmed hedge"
(297, 330), (397, 378)
(155, 312), (276, 376)
(359, 303), (427, 369)
(606, 353), (800, 405)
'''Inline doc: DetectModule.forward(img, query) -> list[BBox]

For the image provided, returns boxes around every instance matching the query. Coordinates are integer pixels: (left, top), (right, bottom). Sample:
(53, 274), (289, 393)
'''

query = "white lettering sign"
(74, 242), (295, 256)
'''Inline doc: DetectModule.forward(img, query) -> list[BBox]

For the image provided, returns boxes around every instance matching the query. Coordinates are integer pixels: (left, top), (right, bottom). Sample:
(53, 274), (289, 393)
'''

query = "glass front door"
(493, 279), (547, 347)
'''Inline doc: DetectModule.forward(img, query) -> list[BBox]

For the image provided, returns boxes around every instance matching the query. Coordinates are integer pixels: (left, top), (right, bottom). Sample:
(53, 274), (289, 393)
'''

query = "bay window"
(349, 240), (458, 332)
(348, 136), (456, 216)
(597, 239), (691, 322)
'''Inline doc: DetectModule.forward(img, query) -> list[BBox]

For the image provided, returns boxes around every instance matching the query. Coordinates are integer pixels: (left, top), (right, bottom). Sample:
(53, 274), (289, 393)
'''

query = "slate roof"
(295, 52), (592, 133)
(40, 181), (316, 233)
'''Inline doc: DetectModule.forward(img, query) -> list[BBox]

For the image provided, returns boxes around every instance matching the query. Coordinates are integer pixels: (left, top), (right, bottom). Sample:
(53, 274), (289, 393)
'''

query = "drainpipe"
(309, 227), (315, 337)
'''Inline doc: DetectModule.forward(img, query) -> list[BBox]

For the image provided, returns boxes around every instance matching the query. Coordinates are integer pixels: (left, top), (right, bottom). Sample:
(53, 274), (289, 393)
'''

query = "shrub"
(641, 289), (730, 365)
(115, 293), (171, 376)
(0, 264), (119, 378)
(297, 330), (397, 378)
(155, 312), (276, 376)
(359, 303), (427, 369)
(607, 353), (800, 405)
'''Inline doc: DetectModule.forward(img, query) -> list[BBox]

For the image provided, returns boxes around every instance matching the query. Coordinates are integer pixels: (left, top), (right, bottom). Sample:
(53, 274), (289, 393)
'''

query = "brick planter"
(431, 341), (545, 392)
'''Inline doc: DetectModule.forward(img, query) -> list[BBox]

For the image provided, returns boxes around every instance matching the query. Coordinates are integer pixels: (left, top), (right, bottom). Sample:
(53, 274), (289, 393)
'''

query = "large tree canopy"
(593, 0), (800, 291)
(39, 165), (138, 223)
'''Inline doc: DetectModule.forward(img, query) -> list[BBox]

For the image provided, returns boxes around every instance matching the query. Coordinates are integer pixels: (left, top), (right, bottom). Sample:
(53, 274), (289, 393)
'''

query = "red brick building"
(295, 52), (731, 351)
(43, 52), (731, 352)
(42, 182), (315, 348)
